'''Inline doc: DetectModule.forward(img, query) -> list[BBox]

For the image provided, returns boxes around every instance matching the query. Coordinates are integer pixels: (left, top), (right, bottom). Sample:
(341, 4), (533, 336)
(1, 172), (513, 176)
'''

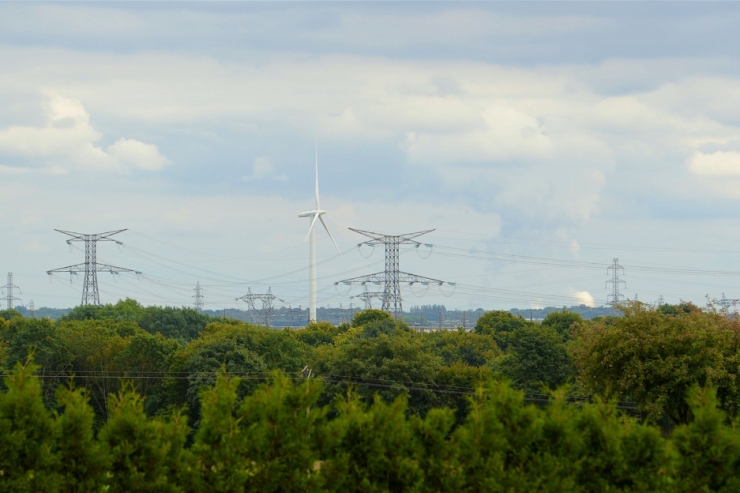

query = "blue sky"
(2, 2), (740, 311)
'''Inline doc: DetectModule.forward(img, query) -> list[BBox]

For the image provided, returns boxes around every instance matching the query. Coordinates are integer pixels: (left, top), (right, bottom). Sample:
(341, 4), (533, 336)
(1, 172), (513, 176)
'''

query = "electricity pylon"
(719, 293), (740, 311)
(47, 229), (141, 306)
(336, 228), (449, 319)
(236, 287), (282, 327)
(193, 282), (204, 311)
(606, 258), (626, 306)
(2, 272), (22, 310)
(351, 284), (383, 310)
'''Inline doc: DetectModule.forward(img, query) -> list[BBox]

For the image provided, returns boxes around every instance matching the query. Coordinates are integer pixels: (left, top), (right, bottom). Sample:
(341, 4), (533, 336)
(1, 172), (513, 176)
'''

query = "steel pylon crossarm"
(54, 229), (128, 241)
(338, 228), (446, 319)
(48, 229), (139, 306)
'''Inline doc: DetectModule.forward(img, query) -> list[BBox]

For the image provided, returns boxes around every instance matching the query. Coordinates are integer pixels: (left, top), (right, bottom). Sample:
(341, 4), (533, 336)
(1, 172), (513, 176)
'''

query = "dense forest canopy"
(2, 299), (740, 491)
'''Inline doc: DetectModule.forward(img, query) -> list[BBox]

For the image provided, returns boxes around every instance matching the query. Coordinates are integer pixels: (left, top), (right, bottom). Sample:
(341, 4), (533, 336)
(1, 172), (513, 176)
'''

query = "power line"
(607, 258), (626, 307)
(2, 272), (23, 310)
(47, 229), (142, 306)
(236, 287), (282, 327)
(336, 228), (450, 319)
(193, 282), (204, 311)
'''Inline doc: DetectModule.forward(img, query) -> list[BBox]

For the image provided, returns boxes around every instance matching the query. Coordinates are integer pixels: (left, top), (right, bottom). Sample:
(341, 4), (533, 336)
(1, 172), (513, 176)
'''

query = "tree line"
(1, 299), (740, 490)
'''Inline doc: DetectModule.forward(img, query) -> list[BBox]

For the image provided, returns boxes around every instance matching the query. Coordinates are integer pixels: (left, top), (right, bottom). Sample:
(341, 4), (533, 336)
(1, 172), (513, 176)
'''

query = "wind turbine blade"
(306, 214), (319, 240)
(315, 141), (320, 209)
(319, 216), (341, 254)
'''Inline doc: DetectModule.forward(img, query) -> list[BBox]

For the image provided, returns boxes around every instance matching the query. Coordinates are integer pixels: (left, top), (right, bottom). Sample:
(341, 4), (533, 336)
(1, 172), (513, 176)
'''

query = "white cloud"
(0, 95), (170, 173)
(243, 156), (288, 182)
(108, 138), (171, 171)
(569, 239), (580, 256)
(0, 164), (28, 175)
(688, 151), (740, 177)
(402, 103), (554, 164)
(2, 47), (740, 226)
(568, 289), (595, 307)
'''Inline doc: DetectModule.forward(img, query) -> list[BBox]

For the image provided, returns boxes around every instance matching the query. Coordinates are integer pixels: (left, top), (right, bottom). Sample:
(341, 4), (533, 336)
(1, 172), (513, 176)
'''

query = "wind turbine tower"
(298, 146), (340, 322)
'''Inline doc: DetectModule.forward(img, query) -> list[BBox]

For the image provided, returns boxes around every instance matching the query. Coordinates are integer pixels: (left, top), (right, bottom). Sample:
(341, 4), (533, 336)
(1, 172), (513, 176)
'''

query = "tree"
(233, 374), (326, 493)
(351, 309), (393, 328)
(0, 360), (62, 492)
(98, 383), (194, 493)
(56, 320), (131, 418)
(672, 387), (740, 492)
(139, 305), (215, 343)
(0, 308), (23, 321)
(315, 328), (444, 415)
(541, 309), (583, 341)
(474, 310), (533, 350)
(3, 317), (75, 406)
(55, 384), (110, 492)
(321, 393), (424, 492)
(424, 328), (500, 367)
(164, 322), (275, 423)
(498, 325), (572, 392)
(295, 321), (347, 347)
(571, 303), (740, 424)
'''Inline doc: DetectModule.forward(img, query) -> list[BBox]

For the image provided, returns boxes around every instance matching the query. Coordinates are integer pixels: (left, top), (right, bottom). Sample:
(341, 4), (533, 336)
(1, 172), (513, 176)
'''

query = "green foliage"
(0, 309), (23, 321)
(351, 309), (393, 328)
(658, 302), (701, 316)
(55, 384), (109, 492)
(58, 304), (103, 322)
(0, 360), (62, 492)
(190, 373), (254, 491)
(164, 322), (309, 423)
(60, 300), (216, 344)
(474, 310), (533, 350)
(236, 374), (326, 493)
(316, 328), (444, 415)
(425, 328), (500, 367)
(571, 303), (740, 424)
(2, 317), (74, 406)
(295, 321), (346, 347)
(498, 325), (572, 392)
(541, 309), (584, 340)
(5, 360), (740, 491)
(98, 382), (194, 493)
(672, 387), (740, 492)
(138, 305), (215, 343)
(12, 299), (740, 490)
(322, 393), (424, 492)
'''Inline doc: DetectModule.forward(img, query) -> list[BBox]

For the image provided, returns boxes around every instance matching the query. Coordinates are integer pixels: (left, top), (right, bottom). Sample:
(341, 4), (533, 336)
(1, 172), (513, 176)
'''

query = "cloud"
(568, 289), (595, 307)
(243, 156), (288, 182)
(108, 138), (171, 171)
(688, 151), (740, 177)
(0, 95), (170, 173)
(0, 164), (28, 175)
(3, 46), (740, 227)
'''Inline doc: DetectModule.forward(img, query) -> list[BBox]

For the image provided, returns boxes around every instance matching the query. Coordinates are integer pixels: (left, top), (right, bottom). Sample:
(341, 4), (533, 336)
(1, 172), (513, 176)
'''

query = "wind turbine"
(298, 145), (340, 323)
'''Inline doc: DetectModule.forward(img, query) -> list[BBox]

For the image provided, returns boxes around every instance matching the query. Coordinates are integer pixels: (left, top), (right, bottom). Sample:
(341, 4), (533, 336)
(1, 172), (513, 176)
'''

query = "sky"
(2, 1), (740, 312)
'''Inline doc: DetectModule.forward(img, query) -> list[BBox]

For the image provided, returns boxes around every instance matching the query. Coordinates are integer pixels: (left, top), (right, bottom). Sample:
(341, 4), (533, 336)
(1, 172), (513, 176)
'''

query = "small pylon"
(1, 272), (23, 310)
(606, 258), (626, 306)
(193, 282), (204, 311)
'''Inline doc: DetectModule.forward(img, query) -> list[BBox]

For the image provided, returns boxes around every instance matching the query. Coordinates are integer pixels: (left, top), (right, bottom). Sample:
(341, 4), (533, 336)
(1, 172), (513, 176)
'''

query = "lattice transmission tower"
(351, 284), (383, 310)
(719, 293), (740, 312)
(606, 258), (626, 306)
(47, 229), (141, 306)
(193, 282), (204, 311)
(2, 272), (23, 310)
(336, 229), (449, 319)
(236, 287), (282, 327)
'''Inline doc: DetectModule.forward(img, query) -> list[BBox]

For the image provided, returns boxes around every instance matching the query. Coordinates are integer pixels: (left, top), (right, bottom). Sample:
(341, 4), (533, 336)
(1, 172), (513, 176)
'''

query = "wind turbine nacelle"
(298, 210), (325, 218)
